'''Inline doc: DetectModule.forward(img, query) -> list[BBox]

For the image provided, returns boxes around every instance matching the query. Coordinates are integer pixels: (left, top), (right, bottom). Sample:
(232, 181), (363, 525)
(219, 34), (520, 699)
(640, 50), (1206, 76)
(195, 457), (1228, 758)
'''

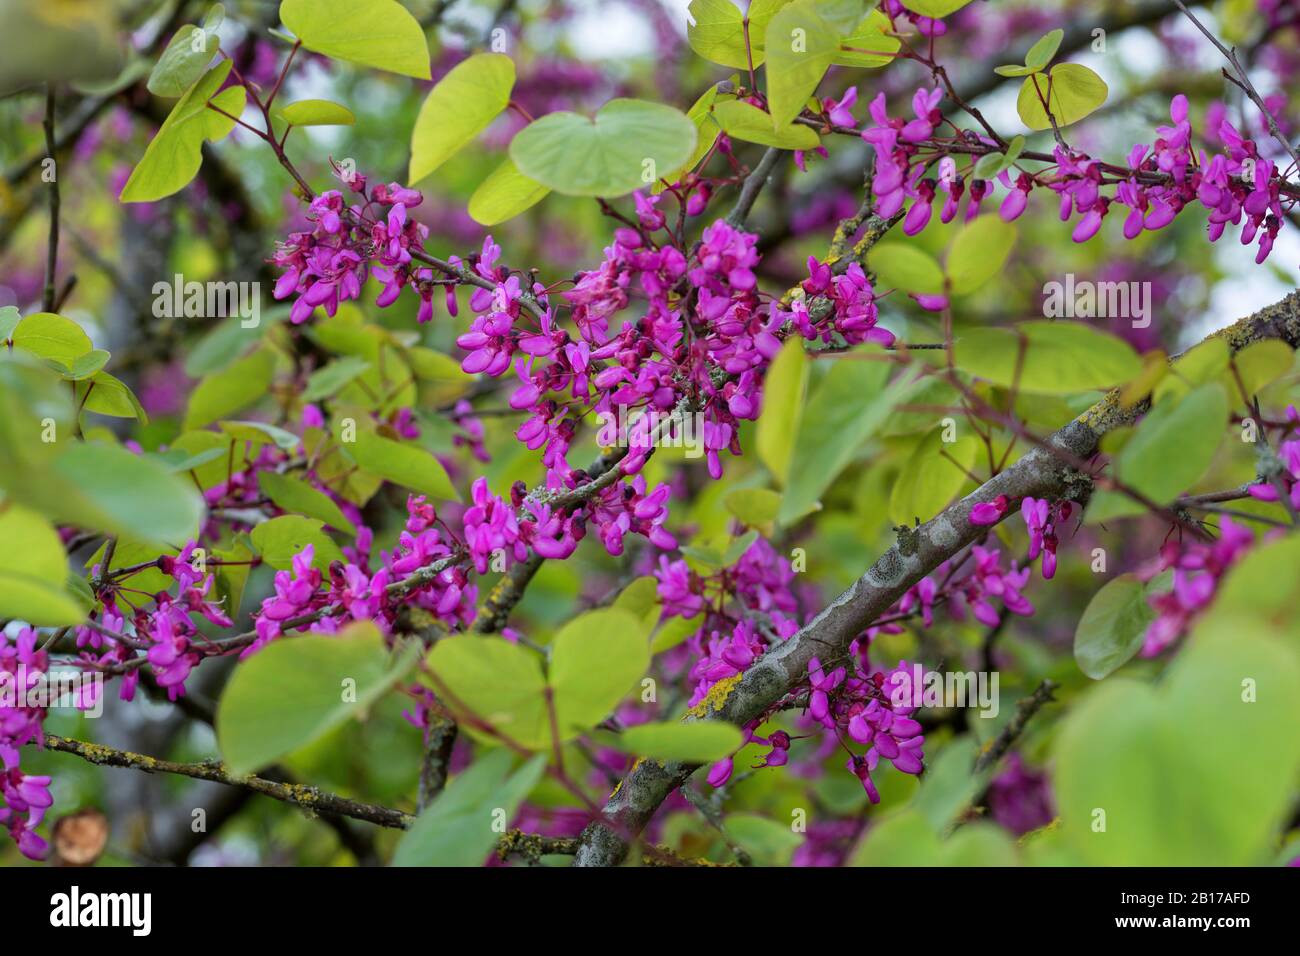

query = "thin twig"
(973, 679), (1058, 774)
(41, 86), (59, 313)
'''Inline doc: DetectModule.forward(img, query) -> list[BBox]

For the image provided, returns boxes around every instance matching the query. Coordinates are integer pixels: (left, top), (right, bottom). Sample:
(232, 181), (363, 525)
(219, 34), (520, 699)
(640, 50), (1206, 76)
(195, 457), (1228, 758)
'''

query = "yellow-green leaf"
(468, 157), (549, 225)
(1016, 63), (1108, 131)
(409, 53), (514, 183)
(280, 0), (431, 80)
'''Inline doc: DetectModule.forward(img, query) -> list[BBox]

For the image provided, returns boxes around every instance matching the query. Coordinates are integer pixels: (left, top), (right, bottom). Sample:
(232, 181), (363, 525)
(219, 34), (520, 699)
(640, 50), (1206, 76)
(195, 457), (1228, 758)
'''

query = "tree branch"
(41, 86), (59, 313)
(572, 291), (1300, 866)
(973, 678), (1058, 774)
(39, 734), (415, 830)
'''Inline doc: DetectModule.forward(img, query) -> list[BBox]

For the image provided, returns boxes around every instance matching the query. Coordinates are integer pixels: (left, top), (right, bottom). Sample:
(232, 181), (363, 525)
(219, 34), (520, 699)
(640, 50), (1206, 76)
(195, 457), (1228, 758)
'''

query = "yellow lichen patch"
(684, 672), (742, 718)
(611, 759), (647, 800)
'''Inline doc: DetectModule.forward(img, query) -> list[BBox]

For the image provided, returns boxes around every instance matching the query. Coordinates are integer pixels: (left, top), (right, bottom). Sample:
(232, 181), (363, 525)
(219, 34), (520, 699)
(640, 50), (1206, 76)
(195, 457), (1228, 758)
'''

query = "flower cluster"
(1139, 517), (1255, 656)
(824, 658), (927, 803)
(986, 753), (1055, 835)
(859, 83), (1293, 265)
(0, 629), (53, 859)
(271, 178), (441, 325)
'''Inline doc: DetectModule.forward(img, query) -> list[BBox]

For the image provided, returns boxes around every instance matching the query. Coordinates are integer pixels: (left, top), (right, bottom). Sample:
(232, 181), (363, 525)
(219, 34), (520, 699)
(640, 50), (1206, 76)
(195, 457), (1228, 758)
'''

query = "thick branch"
(572, 291), (1300, 866)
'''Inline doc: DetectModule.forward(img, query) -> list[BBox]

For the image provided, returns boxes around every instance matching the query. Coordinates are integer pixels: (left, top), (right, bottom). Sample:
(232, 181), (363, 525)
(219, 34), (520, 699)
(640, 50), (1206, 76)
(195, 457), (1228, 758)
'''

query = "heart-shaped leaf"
(509, 99), (697, 197)
(1017, 63), (1108, 131)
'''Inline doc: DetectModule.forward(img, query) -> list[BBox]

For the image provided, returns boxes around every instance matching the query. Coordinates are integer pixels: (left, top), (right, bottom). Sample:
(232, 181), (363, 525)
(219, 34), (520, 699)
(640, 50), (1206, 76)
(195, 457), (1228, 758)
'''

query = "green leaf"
(889, 428), (979, 524)
(953, 322), (1142, 394)
(1088, 383), (1228, 522)
(869, 243), (944, 295)
(277, 98), (356, 127)
(65, 349), (111, 381)
(0, 354), (74, 472)
(650, 613), (702, 653)
(610, 577), (660, 619)
(618, 720), (742, 762)
(10, 312), (93, 367)
(250, 515), (344, 571)
(280, 0), (431, 79)
(658, 85), (723, 191)
(686, 0), (790, 69)
(1073, 574), (1156, 679)
(121, 61), (246, 202)
(48, 442), (205, 546)
(216, 622), (420, 774)
(721, 529), (760, 565)
(259, 471), (357, 534)
(687, 0), (749, 69)
(302, 356), (370, 402)
(726, 813), (804, 865)
(851, 808), (942, 865)
(0, 504), (84, 626)
(166, 431), (252, 490)
(184, 349), (276, 429)
(147, 23), (218, 98)
(393, 750), (546, 866)
(1024, 28), (1064, 71)
(426, 636), (550, 749)
(1154, 337), (1228, 404)
(710, 98), (820, 149)
(85, 535), (176, 598)
(428, 609), (648, 748)
(468, 158), (550, 226)
(77, 372), (148, 422)
(911, 737), (989, 833)
(212, 537), (254, 619)
(814, 0), (868, 34)
(994, 64), (1035, 77)
(834, 10), (899, 68)
(220, 420), (301, 451)
(977, 134), (1024, 179)
(0, 306), (20, 341)
(346, 428), (459, 502)
(779, 352), (910, 524)
(1225, 339), (1294, 397)
(755, 337), (808, 484)
(1202, 533), (1300, 633)
(549, 608), (649, 740)
(1017, 63), (1108, 131)
(185, 308), (286, 377)
(763, 2), (838, 128)
(973, 151), (1007, 179)
(1054, 626), (1300, 864)
(509, 99), (698, 198)
(946, 216), (1017, 295)
(725, 487), (782, 531)
(408, 53), (514, 183)
(901, 0), (975, 16)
